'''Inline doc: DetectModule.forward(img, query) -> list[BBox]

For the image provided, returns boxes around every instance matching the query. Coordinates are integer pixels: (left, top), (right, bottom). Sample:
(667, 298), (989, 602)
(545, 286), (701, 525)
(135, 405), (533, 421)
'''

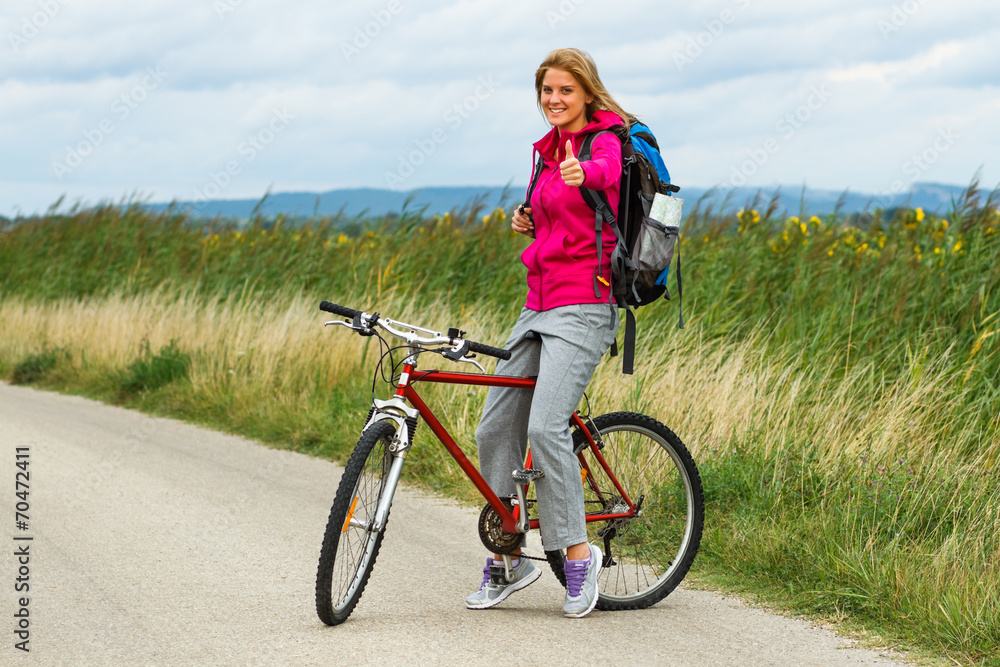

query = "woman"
(466, 48), (630, 619)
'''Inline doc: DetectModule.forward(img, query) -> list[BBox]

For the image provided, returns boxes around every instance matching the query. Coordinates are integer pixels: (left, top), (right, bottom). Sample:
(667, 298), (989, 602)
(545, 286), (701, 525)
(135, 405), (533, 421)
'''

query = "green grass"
(115, 339), (191, 400)
(3, 179), (1000, 665)
(11, 347), (65, 385)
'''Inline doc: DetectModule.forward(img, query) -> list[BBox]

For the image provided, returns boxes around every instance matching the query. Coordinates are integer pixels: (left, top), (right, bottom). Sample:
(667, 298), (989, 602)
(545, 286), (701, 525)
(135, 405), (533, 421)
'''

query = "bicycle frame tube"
(402, 369), (532, 534)
(396, 367), (637, 534)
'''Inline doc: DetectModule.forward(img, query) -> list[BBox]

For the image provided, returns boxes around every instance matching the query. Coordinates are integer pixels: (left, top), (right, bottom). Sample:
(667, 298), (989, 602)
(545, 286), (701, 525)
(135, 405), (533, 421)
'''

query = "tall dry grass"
(3, 288), (998, 664)
(3, 185), (1000, 662)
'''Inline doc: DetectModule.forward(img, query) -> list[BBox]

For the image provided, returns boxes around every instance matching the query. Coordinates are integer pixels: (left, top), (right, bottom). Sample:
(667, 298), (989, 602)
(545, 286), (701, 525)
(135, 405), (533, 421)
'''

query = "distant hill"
(147, 182), (974, 220)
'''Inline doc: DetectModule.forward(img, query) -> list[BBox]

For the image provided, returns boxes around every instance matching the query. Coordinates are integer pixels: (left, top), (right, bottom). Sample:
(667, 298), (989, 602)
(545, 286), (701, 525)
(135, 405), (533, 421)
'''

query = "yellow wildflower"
(809, 216), (821, 226)
(800, 222), (808, 236)
(915, 207), (925, 222)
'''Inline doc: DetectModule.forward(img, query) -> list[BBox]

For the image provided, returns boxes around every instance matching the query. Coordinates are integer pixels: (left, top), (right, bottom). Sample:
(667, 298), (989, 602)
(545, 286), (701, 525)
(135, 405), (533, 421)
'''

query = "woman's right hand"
(511, 204), (534, 237)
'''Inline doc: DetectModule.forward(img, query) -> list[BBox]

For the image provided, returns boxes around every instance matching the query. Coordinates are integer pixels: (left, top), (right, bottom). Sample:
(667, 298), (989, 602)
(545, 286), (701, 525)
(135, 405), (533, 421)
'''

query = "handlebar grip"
(319, 301), (360, 319)
(467, 341), (512, 361)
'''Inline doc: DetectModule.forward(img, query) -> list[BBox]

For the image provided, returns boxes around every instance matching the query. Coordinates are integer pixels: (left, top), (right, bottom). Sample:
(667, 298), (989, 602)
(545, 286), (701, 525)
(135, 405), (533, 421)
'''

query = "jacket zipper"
(535, 163), (558, 311)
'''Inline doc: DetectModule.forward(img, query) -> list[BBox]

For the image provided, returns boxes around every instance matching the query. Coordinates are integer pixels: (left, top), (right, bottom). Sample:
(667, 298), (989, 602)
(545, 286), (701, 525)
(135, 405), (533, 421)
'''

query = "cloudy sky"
(1, 0), (997, 215)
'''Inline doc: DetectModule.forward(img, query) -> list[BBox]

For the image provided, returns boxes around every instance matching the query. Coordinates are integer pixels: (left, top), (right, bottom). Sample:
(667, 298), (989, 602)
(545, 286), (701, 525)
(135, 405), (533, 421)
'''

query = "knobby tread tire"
(546, 412), (704, 611)
(315, 420), (397, 625)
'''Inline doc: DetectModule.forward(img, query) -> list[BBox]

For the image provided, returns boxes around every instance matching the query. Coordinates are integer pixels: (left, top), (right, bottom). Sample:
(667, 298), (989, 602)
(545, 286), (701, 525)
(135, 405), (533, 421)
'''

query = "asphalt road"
(0, 383), (907, 666)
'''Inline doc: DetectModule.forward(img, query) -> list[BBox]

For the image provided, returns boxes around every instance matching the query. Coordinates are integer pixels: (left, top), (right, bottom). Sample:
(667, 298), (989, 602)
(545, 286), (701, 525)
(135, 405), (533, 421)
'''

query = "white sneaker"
(465, 557), (541, 610)
(562, 544), (601, 618)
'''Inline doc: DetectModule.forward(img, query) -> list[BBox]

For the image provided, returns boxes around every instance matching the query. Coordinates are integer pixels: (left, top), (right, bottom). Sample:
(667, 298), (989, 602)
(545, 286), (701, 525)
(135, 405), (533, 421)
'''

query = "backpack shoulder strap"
(524, 149), (544, 207)
(579, 131), (625, 298)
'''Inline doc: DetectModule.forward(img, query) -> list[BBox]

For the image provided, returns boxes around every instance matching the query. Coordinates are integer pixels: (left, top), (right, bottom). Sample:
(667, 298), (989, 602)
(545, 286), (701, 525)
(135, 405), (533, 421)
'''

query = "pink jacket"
(522, 110), (624, 311)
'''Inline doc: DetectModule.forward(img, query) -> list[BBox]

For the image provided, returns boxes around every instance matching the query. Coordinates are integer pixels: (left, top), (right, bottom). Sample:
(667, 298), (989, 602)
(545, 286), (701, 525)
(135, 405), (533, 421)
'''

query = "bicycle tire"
(545, 412), (704, 610)
(315, 419), (398, 625)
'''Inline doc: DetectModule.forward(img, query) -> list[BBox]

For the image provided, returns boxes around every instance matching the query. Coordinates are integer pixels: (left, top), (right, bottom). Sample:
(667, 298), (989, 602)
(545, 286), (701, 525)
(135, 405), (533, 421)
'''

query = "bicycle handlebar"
(319, 301), (512, 361)
(466, 341), (510, 360)
(319, 301), (360, 319)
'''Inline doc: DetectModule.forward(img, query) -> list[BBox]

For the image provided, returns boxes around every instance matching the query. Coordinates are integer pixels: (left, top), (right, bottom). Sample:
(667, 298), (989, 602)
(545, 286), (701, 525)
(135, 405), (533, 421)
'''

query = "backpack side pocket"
(633, 216), (678, 300)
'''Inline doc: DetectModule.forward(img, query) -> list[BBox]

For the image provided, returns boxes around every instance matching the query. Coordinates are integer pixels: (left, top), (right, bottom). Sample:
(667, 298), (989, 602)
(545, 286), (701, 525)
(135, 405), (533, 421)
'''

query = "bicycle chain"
(505, 551), (549, 562)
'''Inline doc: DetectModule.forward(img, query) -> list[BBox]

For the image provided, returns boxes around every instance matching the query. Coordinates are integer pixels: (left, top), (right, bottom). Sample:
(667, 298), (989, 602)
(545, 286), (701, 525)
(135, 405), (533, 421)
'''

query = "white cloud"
(827, 41), (965, 84)
(0, 0), (997, 215)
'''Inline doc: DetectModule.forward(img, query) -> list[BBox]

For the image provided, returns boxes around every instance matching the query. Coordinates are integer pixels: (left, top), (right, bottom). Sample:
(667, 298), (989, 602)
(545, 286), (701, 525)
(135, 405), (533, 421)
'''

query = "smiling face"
(540, 67), (593, 134)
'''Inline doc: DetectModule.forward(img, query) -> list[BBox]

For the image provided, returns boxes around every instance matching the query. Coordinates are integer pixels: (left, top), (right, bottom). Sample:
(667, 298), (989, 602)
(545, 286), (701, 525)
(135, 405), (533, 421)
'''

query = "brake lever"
(433, 342), (486, 373)
(442, 339), (471, 361)
(451, 354), (486, 374)
(325, 320), (374, 336)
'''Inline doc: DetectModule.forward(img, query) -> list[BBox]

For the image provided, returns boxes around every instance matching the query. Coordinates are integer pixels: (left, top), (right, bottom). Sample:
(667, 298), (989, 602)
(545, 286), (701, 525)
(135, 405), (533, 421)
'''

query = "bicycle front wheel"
(547, 412), (704, 610)
(315, 419), (397, 625)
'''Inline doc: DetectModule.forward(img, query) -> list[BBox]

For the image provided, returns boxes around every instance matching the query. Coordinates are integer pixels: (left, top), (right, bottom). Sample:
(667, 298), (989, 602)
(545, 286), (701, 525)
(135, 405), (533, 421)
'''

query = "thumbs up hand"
(559, 139), (585, 187)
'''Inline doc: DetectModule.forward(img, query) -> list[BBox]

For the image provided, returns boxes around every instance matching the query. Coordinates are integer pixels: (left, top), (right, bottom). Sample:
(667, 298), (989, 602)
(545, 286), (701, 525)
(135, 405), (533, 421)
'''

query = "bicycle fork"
(364, 396), (420, 534)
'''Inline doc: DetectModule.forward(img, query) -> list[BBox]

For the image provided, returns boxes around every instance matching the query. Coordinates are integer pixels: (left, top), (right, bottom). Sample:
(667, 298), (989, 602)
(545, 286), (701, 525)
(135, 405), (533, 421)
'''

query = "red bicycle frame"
(394, 363), (636, 536)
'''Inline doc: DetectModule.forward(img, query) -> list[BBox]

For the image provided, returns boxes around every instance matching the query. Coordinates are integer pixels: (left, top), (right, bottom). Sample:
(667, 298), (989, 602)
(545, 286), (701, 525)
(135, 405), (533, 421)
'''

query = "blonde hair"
(534, 48), (632, 129)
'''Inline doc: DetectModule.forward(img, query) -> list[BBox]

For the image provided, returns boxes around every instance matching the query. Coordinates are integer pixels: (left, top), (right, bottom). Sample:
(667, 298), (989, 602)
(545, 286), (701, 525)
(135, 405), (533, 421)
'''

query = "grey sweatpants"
(475, 303), (619, 551)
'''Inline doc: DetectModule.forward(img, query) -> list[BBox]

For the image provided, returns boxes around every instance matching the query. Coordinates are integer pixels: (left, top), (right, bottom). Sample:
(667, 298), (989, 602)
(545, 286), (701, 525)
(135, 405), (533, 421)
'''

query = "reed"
(2, 180), (999, 663)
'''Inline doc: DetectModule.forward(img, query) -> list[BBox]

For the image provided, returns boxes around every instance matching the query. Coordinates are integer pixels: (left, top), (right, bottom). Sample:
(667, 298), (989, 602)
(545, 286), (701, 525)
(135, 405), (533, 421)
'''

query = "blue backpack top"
(628, 121), (671, 185)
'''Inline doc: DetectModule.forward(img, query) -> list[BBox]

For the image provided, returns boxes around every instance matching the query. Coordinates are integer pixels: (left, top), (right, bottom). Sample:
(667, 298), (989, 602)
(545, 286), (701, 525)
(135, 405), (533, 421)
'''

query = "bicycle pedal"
(511, 468), (545, 484)
(489, 562), (510, 584)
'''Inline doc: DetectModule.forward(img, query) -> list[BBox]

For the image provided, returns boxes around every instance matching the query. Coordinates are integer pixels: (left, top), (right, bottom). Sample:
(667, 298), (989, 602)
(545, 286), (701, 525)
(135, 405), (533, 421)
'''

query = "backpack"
(527, 119), (683, 374)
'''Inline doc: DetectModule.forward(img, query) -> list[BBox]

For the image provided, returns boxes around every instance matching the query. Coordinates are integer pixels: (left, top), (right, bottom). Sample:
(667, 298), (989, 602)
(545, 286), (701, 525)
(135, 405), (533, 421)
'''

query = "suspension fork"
(367, 358), (420, 533)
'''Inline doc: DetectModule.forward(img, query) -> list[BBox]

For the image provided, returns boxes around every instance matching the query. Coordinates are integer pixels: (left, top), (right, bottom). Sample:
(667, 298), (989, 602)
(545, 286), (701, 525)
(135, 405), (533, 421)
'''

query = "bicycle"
(314, 301), (704, 626)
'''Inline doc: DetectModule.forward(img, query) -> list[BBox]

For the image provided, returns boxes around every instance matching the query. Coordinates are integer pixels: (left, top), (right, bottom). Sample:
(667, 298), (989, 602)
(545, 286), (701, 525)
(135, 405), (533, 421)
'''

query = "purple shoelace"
(477, 560), (492, 589)
(564, 555), (590, 597)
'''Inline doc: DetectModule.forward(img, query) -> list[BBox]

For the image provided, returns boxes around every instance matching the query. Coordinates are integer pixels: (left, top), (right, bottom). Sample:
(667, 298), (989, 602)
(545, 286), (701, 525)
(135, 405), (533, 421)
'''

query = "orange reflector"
(342, 497), (359, 533)
(580, 468), (588, 485)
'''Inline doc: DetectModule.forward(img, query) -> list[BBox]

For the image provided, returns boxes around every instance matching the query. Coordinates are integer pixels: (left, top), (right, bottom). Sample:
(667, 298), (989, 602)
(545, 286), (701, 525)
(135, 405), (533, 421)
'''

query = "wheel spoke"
(316, 421), (398, 625)
(565, 413), (703, 610)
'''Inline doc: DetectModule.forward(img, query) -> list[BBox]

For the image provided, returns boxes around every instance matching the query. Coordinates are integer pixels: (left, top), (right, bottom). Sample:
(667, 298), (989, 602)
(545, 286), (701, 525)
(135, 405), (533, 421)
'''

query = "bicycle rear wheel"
(546, 412), (704, 610)
(315, 420), (397, 625)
